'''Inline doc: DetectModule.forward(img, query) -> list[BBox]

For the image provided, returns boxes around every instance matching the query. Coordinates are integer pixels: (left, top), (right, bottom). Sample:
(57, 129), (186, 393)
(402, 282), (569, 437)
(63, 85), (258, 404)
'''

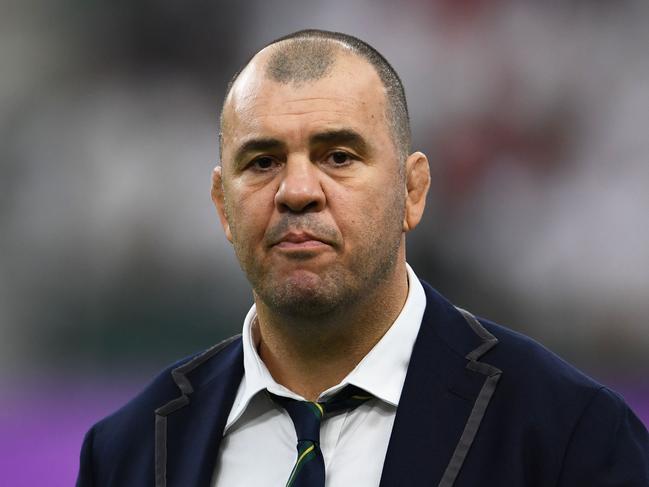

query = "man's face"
(215, 49), (410, 317)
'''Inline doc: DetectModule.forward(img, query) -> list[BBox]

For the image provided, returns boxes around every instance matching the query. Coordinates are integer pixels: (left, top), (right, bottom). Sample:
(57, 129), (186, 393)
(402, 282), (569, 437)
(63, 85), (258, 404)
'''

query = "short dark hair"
(219, 29), (411, 160)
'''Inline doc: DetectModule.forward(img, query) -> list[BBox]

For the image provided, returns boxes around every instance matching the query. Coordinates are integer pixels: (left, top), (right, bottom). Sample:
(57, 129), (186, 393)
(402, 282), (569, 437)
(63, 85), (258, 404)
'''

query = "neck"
(254, 260), (409, 401)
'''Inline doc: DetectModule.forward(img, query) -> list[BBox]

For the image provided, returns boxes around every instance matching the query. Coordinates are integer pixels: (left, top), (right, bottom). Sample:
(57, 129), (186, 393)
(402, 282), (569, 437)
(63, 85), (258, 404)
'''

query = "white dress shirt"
(211, 264), (427, 486)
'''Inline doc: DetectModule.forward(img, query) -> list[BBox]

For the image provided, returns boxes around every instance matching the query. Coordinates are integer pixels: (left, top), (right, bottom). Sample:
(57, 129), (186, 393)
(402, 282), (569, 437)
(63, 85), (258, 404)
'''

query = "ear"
(211, 165), (233, 243)
(402, 151), (431, 232)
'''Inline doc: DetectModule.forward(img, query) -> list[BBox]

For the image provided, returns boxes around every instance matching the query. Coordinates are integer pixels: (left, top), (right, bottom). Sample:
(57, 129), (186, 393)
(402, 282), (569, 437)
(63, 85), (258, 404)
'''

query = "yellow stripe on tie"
(313, 402), (324, 415)
(351, 395), (372, 400)
(286, 444), (316, 487)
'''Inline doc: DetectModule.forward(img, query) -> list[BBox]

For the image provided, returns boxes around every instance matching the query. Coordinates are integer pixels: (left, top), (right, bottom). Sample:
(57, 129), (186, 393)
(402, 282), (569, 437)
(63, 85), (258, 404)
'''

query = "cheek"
(226, 189), (272, 241)
(239, 204), (265, 231)
(331, 185), (396, 239)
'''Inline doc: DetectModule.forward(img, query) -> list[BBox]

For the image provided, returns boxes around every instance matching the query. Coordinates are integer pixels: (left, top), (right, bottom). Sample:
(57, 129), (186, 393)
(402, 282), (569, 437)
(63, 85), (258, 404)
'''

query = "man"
(77, 30), (649, 487)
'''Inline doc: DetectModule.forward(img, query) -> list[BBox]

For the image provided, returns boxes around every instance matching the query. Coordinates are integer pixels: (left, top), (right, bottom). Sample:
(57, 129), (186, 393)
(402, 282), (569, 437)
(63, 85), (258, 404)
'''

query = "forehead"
(222, 48), (392, 155)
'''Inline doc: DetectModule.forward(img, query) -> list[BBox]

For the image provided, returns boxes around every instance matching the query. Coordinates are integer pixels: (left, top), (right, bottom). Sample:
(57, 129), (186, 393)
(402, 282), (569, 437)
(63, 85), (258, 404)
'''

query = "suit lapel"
(379, 282), (502, 487)
(154, 336), (244, 487)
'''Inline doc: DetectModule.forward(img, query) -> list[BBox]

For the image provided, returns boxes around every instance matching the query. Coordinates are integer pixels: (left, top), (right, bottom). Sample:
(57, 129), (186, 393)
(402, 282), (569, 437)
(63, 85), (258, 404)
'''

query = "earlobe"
(211, 165), (233, 243)
(402, 152), (431, 232)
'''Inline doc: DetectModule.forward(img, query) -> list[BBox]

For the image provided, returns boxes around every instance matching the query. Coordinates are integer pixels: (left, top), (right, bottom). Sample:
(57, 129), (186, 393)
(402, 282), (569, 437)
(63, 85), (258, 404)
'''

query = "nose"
(274, 157), (326, 213)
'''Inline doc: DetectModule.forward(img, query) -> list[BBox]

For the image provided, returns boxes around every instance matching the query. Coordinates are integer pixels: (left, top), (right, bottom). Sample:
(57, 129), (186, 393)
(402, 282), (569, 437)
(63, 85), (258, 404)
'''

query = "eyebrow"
(309, 129), (370, 155)
(232, 137), (286, 168)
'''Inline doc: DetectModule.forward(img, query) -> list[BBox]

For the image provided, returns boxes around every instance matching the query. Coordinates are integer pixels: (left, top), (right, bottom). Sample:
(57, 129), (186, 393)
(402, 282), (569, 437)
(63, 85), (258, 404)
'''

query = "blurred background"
(1, 0), (648, 484)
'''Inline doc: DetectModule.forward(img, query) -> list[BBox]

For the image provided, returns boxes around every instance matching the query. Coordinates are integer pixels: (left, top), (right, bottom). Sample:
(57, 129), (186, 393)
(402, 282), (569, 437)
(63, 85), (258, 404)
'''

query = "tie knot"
(321, 385), (373, 415)
(269, 385), (372, 443)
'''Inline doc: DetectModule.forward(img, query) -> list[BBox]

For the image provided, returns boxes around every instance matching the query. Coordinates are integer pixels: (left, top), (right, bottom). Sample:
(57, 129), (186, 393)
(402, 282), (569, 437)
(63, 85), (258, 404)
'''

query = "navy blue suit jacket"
(77, 282), (649, 486)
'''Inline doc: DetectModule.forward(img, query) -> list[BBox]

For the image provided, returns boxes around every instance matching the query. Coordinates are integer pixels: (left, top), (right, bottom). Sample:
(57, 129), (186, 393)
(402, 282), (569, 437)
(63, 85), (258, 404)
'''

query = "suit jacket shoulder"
(77, 335), (243, 487)
(477, 318), (649, 485)
(379, 282), (649, 486)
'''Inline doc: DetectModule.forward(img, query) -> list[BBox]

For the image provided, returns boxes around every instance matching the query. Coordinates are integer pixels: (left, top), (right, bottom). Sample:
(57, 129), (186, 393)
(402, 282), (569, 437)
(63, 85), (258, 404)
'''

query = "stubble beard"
(229, 189), (406, 320)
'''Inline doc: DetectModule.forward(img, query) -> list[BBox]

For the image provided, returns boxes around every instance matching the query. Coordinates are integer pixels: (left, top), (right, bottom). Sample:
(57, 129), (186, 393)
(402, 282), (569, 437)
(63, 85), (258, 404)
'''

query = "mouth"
(272, 232), (333, 251)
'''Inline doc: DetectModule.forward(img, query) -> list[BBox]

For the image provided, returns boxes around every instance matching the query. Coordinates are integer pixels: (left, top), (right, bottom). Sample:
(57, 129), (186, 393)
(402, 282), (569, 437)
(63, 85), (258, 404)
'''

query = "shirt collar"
(224, 263), (427, 431)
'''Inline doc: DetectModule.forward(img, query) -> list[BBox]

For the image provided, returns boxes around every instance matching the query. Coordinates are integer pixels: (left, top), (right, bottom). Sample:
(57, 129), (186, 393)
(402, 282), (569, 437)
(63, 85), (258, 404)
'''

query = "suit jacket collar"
(379, 281), (502, 487)
(154, 335), (244, 487)
(153, 280), (502, 487)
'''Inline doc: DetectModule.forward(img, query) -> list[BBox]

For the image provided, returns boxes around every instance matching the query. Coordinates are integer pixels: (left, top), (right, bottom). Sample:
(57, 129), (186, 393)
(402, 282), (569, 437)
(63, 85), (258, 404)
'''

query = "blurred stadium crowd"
(1, 0), (648, 483)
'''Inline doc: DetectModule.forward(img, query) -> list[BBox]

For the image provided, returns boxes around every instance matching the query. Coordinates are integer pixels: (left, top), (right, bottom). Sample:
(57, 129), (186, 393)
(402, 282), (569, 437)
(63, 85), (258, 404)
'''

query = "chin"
(257, 270), (352, 317)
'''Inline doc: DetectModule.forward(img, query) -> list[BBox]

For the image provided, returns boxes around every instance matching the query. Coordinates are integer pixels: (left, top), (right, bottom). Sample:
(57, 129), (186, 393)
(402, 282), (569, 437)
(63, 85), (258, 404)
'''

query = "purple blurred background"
(2, 0), (648, 485)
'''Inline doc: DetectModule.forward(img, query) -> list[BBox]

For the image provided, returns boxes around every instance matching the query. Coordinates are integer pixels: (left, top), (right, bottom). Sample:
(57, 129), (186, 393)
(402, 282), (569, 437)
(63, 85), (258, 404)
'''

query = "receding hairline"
(223, 39), (370, 105)
(264, 38), (353, 84)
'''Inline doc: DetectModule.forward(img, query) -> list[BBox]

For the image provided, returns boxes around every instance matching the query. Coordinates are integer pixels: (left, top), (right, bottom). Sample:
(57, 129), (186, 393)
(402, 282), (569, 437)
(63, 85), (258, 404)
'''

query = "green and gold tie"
(269, 385), (373, 487)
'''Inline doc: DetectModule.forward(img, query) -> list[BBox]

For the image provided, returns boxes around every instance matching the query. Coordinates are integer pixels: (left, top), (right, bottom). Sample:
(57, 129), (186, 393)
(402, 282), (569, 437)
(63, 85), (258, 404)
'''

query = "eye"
(250, 156), (277, 171)
(325, 151), (354, 167)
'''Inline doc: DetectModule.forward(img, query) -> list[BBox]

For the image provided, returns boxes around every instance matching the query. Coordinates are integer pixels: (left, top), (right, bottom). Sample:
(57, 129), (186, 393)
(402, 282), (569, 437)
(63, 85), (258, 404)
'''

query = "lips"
(271, 231), (332, 250)
(281, 232), (321, 244)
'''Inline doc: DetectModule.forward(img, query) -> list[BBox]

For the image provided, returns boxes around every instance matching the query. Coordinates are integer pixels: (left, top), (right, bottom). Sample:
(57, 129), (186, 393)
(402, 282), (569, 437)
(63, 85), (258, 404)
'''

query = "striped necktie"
(270, 385), (373, 487)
